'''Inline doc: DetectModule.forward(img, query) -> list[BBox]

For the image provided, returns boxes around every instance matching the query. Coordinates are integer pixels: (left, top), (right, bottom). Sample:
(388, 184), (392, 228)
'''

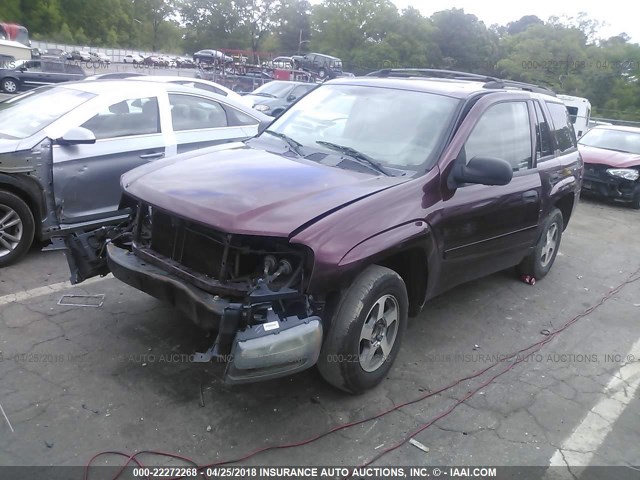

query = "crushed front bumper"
(582, 166), (639, 203)
(106, 243), (323, 384)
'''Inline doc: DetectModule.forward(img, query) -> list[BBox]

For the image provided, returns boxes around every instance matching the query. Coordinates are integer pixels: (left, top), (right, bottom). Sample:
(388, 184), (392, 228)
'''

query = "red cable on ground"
(85, 267), (640, 480)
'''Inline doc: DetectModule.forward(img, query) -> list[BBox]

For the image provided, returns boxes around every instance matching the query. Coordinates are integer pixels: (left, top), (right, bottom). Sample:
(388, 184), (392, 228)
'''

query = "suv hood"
(579, 145), (640, 168)
(122, 144), (409, 237)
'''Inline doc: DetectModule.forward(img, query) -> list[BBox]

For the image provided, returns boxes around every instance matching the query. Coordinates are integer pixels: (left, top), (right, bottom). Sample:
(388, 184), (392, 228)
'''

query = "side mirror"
(449, 156), (513, 187)
(56, 127), (96, 146)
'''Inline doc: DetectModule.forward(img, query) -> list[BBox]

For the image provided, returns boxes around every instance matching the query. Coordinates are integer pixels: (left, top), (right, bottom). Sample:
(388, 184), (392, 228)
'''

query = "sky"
(388, 0), (639, 42)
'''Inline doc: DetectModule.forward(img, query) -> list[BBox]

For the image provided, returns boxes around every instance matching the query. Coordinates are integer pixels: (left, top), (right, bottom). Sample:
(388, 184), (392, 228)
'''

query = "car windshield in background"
(579, 128), (640, 155)
(267, 84), (460, 169)
(0, 87), (94, 139)
(251, 81), (295, 97)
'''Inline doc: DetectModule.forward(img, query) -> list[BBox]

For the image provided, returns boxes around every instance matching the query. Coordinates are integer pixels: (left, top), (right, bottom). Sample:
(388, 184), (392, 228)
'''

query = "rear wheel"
(317, 265), (408, 394)
(318, 68), (327, 79)
(517, 207), (563, 280)
(1, 78), (18, 94)
(0, 191), (35, 267)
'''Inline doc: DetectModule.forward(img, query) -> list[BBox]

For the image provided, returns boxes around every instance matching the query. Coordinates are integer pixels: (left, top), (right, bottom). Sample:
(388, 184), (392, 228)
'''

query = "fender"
(336, 221), (439, 315)
(339, 220), (430, 267)
(0, 172), (46, 223)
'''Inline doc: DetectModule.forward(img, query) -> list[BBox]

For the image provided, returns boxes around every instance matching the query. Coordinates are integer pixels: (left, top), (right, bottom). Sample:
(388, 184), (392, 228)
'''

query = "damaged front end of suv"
(64, 198), (322, 384)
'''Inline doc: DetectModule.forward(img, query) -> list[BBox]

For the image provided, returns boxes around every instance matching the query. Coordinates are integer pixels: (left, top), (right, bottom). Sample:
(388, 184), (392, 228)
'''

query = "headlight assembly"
(606, 168), (640, 181)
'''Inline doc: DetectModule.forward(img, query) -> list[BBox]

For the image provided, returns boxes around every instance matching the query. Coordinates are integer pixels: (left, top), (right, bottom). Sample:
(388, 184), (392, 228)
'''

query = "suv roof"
(361, 68), (557, 99)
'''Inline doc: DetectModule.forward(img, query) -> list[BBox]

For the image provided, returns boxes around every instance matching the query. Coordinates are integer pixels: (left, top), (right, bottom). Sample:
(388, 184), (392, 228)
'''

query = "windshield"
(579, 128), (640, 155)
(0, 87), (95, 139)
(251, 81), (293, 97)
(265, 84), (460, 169)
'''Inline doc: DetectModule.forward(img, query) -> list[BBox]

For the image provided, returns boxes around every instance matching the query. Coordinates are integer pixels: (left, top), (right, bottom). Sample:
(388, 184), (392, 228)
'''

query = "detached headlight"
(253, 104), (270, 113)
(606, 168), (640, 181)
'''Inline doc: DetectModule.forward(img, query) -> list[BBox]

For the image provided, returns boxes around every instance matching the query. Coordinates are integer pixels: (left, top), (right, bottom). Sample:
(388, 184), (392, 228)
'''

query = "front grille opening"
(140, 206), (303, 285)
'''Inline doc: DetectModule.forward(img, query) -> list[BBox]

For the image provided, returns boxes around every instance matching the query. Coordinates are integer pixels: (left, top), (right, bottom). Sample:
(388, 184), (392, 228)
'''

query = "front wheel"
(517, 207), (564, 280)
(1, 78), (18, 94)
(0, 191), (35, 268)
(317, 265), (408, 394)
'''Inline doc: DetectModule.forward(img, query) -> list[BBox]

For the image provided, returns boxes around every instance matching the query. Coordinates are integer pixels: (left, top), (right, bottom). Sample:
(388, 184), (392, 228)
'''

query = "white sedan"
(0, 80), (271, 266)
(123, 54), (144, 64)
(129, 75), (254, 108)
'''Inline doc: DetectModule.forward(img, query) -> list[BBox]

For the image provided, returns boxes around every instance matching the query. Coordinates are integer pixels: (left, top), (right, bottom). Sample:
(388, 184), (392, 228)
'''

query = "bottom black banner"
(0, 465), (638, 480)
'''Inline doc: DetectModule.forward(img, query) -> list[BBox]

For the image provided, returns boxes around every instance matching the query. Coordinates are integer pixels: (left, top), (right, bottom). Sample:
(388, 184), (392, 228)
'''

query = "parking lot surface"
(0, 199), (639, 475)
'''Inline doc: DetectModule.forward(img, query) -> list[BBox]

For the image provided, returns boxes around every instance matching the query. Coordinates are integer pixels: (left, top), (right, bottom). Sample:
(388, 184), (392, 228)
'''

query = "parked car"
(243, 80), (317, 116)
(0, 80), (271, 267)
(41, 48), (72, 61)
(142, 55), (162, 66)
(578, 125), (640, 208)
(89, 52), (111, 64)
(128, 75), (253, 107)
(123, 54), (143, 64)
(266, 56), (293, 69)
(0, 59), (85, 93)
(292, 52), (344, 79)
(70, 50), (91, 62)
(193, 49), (232, 64)
(174, 57), (195, 68)
(158, 55), (174, 68)
(60, 69), (582, 393)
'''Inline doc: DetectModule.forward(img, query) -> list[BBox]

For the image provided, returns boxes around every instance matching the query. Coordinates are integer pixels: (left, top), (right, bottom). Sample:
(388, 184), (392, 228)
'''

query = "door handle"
(139, 152), (164, 159)
(522, 191), (539, 202)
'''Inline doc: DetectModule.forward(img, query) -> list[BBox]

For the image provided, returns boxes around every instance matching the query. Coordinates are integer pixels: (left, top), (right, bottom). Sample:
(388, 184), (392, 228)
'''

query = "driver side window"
(464, 102), (533, 172)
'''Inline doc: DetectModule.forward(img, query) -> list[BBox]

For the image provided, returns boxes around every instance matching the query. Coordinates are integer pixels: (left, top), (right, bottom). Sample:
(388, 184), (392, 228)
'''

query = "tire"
(317, 265), (408, 394)
(1, 78), (19, 94)
(0, 191), (35, 268)
(318, 68), (327, 79)
(517, 207), (564, 280)
(631, 186), (640, 210)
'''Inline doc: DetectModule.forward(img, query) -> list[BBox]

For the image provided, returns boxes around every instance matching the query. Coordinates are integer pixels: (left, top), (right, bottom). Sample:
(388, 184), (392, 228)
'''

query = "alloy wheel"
(359, 294), (399, 372)
(0, 205), (23, 258)
(540, 222), (558, 267)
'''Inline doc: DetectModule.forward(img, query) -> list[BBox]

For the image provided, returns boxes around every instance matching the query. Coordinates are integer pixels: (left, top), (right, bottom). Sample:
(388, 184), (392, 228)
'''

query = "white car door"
(50, 93), (169, 225)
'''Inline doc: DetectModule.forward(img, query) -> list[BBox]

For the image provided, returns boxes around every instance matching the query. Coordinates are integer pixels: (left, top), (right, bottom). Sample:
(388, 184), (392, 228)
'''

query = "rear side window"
(43, 62), (64, 73)
(169, 94), (228, 131)
(546, 102), (577, 152)
(534, 102), (554, 159)
(464, 101), (533, 172)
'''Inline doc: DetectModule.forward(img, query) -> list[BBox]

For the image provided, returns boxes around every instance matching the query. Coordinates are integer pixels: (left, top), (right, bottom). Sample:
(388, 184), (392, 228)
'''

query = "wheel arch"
(0, 174), (46, 239)
(332, 221), (436, 317)
(554, 192), (575, 231)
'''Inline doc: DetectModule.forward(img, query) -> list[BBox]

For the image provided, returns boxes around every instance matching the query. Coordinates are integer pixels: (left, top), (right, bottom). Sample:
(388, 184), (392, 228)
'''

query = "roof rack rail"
(365, 68), (556, 96)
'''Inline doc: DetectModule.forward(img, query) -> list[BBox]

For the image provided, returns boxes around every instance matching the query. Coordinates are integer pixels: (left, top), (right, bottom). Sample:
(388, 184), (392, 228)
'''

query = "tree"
(233, 0), (280, 60)
(507, 15), (544, 36)
(274, 0), (311, 54)
(0, 0), (22, 22)
(431, 8), (499, 74)
(311, 0), (399, 71)
(135, 0), (174, 51)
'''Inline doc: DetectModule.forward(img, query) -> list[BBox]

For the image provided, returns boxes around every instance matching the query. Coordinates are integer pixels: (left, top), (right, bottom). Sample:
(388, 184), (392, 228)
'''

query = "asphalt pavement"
(0, 198), (639, 479)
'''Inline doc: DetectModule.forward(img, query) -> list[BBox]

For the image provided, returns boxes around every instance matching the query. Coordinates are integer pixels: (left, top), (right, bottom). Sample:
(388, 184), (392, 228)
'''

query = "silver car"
(0, 80), (272, 266)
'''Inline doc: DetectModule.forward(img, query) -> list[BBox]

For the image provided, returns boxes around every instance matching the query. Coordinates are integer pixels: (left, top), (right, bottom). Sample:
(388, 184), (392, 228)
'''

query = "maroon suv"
(63, 69), (583, 393)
